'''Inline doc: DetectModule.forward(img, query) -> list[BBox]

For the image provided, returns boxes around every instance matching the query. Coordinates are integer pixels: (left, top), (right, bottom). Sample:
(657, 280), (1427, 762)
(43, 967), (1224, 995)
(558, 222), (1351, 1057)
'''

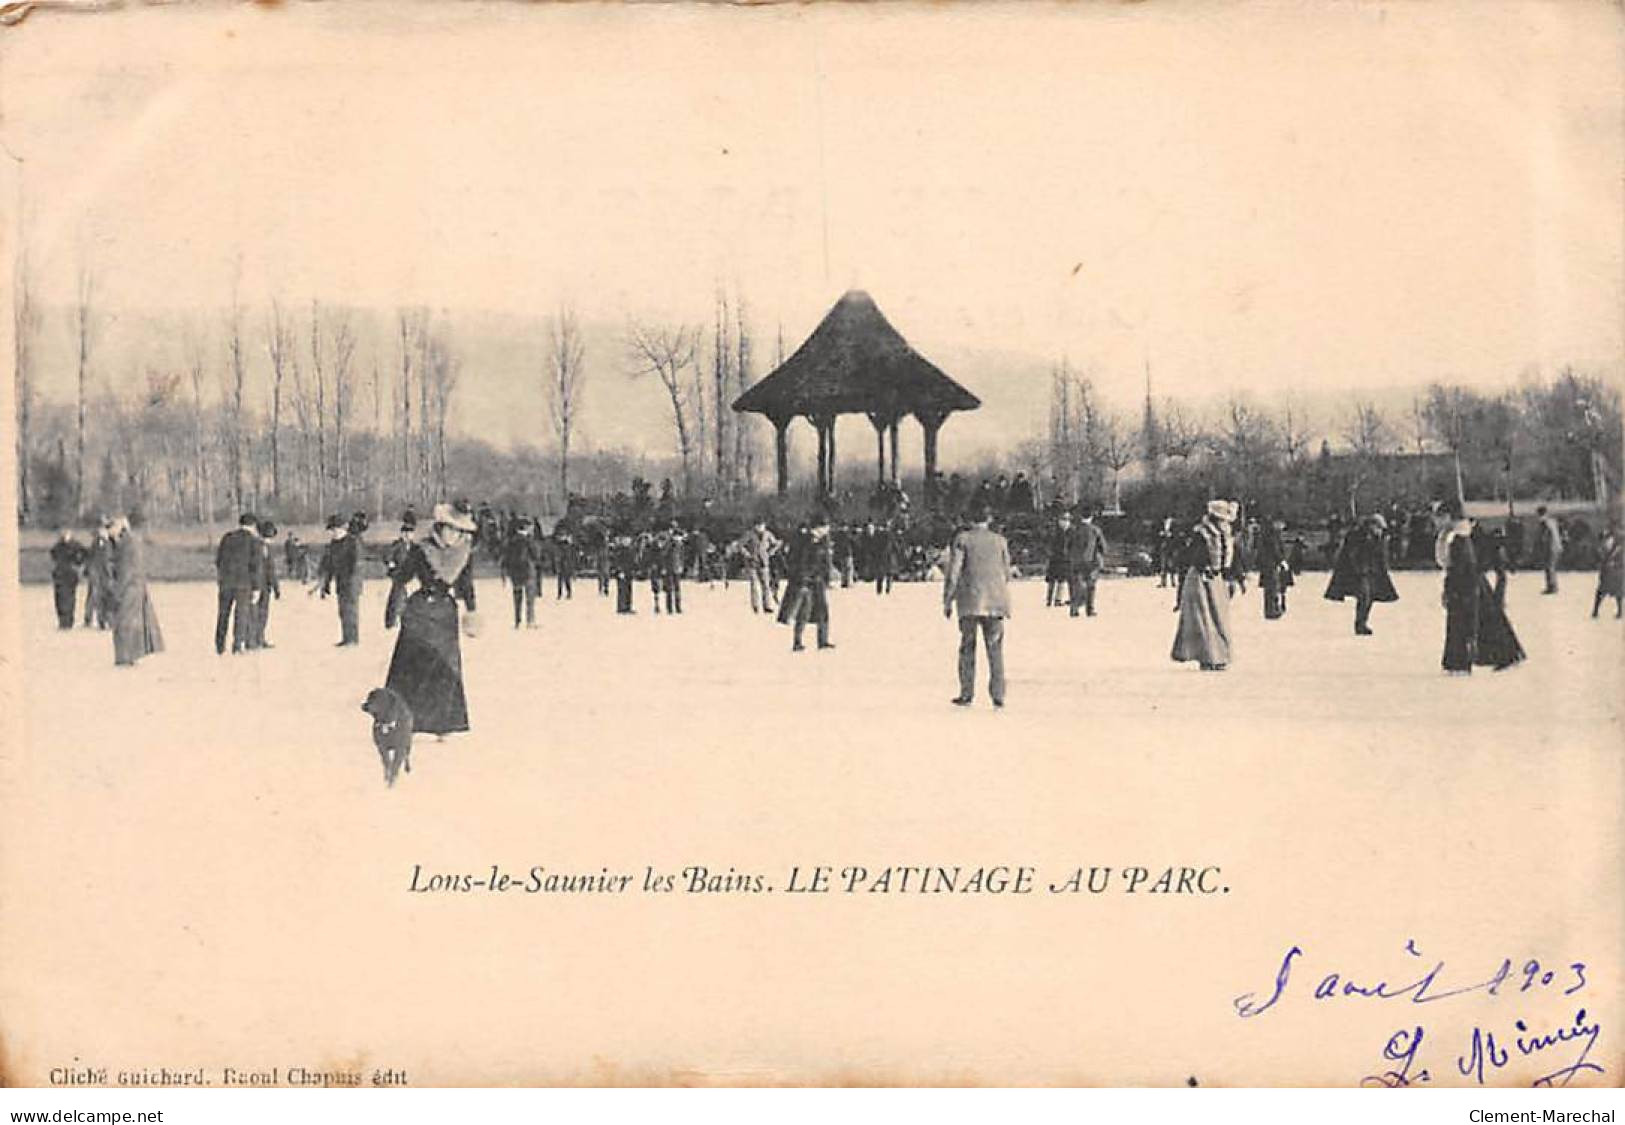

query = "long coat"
(112, 533), (164, 665)
(215, 527), (263, 589)
(385, 544), (477, 735)
(1063, 522), (1107, 575)
(1324, 525), (1399, 603)
(1171, 519), (1232, 667)
(320, 535), (363, 598)
(944, 526), (1012, 618)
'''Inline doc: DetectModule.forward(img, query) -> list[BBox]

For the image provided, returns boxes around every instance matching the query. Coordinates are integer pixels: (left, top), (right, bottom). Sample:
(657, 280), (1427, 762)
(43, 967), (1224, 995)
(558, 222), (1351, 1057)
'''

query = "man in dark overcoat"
(502, 520), (544, 628)
(49, 531), (88, 629)
(788, 515), (835, 652)
(1064, 507), (1107, 618)
(252, 520), (282, 648)
(214, 513), (263, 654)
(319, 513), (364, 646)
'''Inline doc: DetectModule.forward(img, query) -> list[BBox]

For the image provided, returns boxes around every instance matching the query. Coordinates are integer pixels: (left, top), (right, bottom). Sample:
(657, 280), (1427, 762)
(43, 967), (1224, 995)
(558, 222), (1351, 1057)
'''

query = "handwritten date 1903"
(1233, 938), (1587, 1018)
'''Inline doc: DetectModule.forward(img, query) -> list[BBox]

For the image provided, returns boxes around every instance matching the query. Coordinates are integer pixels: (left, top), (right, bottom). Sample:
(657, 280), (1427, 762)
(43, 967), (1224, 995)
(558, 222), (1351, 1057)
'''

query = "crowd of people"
(39, 482), (1622, 750)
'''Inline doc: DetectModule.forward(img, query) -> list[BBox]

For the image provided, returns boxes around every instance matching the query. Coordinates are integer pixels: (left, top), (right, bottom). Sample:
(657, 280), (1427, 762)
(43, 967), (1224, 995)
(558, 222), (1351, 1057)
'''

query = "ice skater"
(82, 521), (116, 629)
(319, 513), (365, 647)
(1255, 516), (1293, 620)
(786, 515), (835, 652)
(383, 501), (478, 739)
(1065, 506), (1107, 618)
(943, 504), (1010, 709)
(1171, 500), (1235, 671)
(383, 513), (417, 629)
(501, 519), (543, 628)
(736, 518), (781, 615)
(214, 512), (262, 655)
(1324, 513), (1398, 635)
(1593, 524), (1623, 619)
(252, 520), (281, 648)
(1534, 506), (1563, 594)
(49, 530), (87, 630)
(110, 515), (164, 668)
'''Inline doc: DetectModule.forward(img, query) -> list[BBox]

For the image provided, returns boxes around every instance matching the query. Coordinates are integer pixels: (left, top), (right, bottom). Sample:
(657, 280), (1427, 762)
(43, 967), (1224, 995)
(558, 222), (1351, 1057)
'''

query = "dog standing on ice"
(361, 687), (414, 787)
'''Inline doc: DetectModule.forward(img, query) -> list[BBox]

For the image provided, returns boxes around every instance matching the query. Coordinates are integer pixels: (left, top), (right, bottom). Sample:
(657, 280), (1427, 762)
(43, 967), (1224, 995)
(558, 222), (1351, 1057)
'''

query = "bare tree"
(733, 296), (753, 494)
(13, 239), (39, 521)
(1277, 395), (1313, 464)
(184, 327), (211, 523)
(1098, 411), (1136, 513)
(543, 304), (588, 502)
(371, 356), (385, 521)
(222, 287), (248, 513)
(1157, 398), (1204, 461)
(1421, 384), (1470, 510)
(1342, 399), (1394, 513)
(713, 289), (730, 487)
(626, 320), (699, 493)
(266, 300), (297, 502)
(330, 309), (357, 499)
(423, 320), (460, 497)
(72, 264), (96, 516)
(396, 309), (421, 504)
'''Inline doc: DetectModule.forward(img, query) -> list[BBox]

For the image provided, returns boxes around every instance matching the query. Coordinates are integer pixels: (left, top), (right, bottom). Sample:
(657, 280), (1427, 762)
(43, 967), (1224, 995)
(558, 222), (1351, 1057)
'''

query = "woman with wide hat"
(384, 500), (479, 737)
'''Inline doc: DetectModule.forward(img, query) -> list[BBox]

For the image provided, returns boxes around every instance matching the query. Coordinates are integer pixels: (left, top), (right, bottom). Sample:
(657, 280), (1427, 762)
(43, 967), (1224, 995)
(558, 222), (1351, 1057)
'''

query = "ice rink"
(4, 568), (1621, 1085)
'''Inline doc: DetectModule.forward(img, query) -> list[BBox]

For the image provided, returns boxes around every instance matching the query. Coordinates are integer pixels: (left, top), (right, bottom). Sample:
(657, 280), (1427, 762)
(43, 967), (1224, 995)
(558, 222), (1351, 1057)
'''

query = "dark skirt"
(386, 590), (469, 734)
(1473, 578), (1526, 670)
(1172, 569), (1232, 667)
(1442, 594), (1476, 672)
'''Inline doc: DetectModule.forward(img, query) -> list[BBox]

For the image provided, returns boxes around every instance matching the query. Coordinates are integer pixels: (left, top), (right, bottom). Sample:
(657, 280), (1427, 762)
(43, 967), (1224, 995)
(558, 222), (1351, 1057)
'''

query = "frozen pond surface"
(5, 570), (1620, 1084)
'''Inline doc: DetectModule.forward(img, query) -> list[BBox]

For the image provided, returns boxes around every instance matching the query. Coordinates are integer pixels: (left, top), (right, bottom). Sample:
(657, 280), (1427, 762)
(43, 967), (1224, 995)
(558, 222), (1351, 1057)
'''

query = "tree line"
(12, 256), (1619, 531)
(1031, 360), (1620, 523)
(12, 258), (776, 528)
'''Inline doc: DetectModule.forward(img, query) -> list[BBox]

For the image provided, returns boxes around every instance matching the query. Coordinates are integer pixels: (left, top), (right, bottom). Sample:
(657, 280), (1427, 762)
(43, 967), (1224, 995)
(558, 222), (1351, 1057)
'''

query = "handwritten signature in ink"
(1361, 1009), (1604, 1088)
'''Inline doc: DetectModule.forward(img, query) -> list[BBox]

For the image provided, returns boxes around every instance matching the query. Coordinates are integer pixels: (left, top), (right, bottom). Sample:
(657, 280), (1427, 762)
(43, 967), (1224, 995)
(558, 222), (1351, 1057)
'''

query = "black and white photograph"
(0, 0), (1620, 1103)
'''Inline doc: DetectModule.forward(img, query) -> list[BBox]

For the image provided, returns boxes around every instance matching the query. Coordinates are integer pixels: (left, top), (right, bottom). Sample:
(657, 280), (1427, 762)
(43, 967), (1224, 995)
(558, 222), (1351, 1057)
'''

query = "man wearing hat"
(1065, 505), (1108, 618)
(214, 512), (263, 655)
(1324, 511), (1399, 636)
(319, 513), (364, 647)
(787, 512), (836, 651)
(49, 530), (88, 630)
(251, 520), (282, 649)
(944, 503), (1011, 708)
(1535, 505), (1562, 594)
(383, 512), (417, 630)
(502, 518), (544, 628)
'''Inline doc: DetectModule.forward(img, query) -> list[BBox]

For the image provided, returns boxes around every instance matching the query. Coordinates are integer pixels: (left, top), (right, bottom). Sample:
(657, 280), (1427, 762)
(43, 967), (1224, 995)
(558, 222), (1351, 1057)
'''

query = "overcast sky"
(4, 1), (1620, 460)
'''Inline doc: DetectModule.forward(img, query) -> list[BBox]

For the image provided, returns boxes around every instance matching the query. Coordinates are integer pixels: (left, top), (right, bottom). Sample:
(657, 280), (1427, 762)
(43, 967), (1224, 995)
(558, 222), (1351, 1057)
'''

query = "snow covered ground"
(3, 569), (1620, 1085)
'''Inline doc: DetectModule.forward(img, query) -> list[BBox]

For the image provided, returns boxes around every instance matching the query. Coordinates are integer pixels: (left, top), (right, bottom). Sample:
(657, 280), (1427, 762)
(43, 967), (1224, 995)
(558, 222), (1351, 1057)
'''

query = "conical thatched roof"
(732, 291), (980, 419)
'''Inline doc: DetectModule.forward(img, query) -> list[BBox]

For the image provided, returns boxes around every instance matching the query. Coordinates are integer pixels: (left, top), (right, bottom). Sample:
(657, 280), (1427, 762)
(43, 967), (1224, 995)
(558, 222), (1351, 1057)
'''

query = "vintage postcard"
(0, 0), (1619, 1089)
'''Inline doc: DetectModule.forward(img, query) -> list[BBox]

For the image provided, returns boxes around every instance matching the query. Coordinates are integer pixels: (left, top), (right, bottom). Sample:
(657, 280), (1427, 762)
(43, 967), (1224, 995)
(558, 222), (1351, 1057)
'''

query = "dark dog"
(361, 687), (414, 787)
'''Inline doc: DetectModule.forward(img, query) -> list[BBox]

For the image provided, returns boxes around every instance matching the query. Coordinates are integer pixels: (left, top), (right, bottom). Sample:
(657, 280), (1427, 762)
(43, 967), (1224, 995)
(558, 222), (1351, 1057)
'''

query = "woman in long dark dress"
(1439, 517), (1478, 673)
(1471, 525), (1526, 671)
(384, 502), (477, 736)
(110, 516), (164, 667)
